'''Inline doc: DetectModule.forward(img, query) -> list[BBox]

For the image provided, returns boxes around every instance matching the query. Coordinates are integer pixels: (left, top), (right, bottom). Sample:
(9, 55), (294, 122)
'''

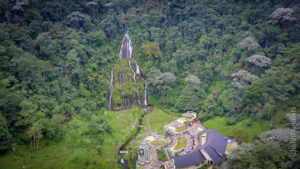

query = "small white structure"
(181, 111), (198, 122)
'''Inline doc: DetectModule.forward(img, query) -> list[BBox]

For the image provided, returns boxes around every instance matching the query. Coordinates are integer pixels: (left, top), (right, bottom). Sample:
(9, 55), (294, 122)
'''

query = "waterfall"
(144, 80), (148, 106)
(109, 68), (114, 110)
(119, 33), (134, 59)
(136, 85), (142, 106)
(135, 60), (145, 80)
(109, 31), (149, 110)
(129, 60), (141, 105)
(135, 60), (141, 75)
(129, 61), (136, 83)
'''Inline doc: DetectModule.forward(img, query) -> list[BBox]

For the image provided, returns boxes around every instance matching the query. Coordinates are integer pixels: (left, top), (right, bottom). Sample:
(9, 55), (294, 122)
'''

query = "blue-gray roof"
(174, 129), (227, 168)
(174, 150), (205, 168)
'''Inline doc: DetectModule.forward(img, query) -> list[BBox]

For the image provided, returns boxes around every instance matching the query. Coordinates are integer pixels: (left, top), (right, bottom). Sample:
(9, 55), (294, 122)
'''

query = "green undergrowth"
(270, 107), (300, 129)
(0, 108), (141, 169)
(112, 59), (146, 109)
(0, 114), (120, 169)
(100, 108), (139, 167)
(204, 116), (269, 143)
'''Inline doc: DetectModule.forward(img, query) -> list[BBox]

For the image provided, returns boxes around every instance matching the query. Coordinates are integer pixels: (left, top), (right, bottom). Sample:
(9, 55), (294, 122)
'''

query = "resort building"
(137, 111), (235, 169)
(174, 129), (227, 169)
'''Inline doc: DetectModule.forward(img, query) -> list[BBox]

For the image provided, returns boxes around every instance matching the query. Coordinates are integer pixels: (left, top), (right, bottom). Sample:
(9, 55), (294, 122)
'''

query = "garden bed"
(173, 136), (188, 151)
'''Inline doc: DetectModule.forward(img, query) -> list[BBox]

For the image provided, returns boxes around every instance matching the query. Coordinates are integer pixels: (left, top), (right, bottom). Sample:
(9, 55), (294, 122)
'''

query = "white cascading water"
(144, 80), (148, 106)
(109, 68), (114, 110)
(109, 31), (148, 110)
(136, 85), (142, 106)
(128, 61), (136, 83)
(119, 33), (134, 59)
(118, 41), (124, 58)
(127, 34), (133, 59)
(135, 60), (141, 75)
(133, 73), (136, 83)
(129, 60), (141, 105)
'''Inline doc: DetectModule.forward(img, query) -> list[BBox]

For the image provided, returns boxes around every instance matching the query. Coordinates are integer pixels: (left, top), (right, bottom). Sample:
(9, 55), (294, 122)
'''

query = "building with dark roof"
(174, 129), (227, 169)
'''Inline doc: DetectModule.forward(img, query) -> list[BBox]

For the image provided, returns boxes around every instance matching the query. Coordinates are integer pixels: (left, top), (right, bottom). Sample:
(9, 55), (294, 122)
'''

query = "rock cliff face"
(109, 32), (148, 110)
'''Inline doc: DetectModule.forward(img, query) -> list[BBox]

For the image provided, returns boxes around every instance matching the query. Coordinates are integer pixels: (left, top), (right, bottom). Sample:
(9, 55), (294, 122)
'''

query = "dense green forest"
(0, 0), (300, 168)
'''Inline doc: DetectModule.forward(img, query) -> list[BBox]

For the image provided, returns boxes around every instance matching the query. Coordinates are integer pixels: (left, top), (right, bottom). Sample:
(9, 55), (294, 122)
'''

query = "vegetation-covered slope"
(0, 0), (299, 168)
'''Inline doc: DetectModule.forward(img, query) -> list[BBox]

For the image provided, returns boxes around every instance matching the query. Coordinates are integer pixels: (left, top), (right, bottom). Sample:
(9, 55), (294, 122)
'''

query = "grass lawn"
(0, 107), (181, 169)
(0, 108), (139, 169)
(100, 108), (138, 166)
(148, 107), (180, 135)
(173, 136), (188, 151)
(0, 114), (122, 169)
(204, 116), (269, 143)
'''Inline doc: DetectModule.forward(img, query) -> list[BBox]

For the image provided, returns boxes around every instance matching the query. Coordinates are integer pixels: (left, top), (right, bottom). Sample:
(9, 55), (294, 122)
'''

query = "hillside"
(0, 0), (299, 169)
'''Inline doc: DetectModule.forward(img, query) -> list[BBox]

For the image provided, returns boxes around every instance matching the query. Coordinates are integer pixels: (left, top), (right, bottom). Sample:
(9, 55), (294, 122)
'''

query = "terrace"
(163, 118), (189, 135)
(181, 111), (197, 122)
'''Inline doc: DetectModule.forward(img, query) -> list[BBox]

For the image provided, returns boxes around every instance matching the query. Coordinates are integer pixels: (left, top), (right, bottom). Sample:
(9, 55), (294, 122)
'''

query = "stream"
(118, 107), (151, 169)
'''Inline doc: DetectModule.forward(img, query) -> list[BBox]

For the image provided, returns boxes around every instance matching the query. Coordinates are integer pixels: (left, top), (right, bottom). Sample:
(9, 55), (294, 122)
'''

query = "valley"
(0, 0), (299, 169)
(0, 106), (272, 169)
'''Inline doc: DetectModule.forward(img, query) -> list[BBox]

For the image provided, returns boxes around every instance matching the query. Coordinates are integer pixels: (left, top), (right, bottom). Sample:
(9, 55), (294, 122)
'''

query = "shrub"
(96, 145), (102, 155)
(199, 164), (209, 169)
(44, 141), (50, 146)
(226, 117), (238, 125)
(85, 160), (90, 166)
(246, 119), (253, 127)
(233, 130), (250, 143)
(157, 149), (168, 161)
(199, 112), (213, 122)
(105, 125), (112, 134)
